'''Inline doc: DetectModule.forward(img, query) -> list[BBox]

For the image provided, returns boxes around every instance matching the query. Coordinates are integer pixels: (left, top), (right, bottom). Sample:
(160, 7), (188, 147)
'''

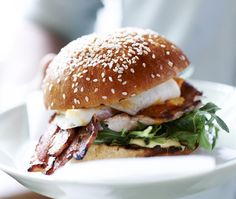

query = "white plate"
(1, 80), (236, 199)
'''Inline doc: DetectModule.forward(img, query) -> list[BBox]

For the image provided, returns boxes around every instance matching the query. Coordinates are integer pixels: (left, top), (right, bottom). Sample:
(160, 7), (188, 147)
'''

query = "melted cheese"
(129, 138), (183, 148)
(54, 108), (101, 129)
(110, 79), (180, 115)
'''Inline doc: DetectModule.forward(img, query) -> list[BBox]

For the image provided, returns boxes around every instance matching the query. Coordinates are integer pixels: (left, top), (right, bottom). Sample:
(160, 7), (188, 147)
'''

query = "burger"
(28, 28), (228, 175)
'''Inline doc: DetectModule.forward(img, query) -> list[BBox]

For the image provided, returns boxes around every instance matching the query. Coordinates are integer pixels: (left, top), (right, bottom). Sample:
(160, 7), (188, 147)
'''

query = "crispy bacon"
(28, 117), (98, 175)
(46, 117), (98, 175)
(28, 125), (76, 173)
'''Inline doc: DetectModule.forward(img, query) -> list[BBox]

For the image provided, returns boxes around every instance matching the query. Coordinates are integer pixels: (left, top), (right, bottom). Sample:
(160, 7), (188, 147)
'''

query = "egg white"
(110, 79), (180, 115)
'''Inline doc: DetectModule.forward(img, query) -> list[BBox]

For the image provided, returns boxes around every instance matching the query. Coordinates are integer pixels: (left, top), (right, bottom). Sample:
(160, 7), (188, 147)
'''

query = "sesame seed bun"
(43, 28), (190, 110)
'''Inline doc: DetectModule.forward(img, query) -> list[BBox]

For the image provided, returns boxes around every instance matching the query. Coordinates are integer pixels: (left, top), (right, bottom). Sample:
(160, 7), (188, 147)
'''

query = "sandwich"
(28, 28), (228, 175)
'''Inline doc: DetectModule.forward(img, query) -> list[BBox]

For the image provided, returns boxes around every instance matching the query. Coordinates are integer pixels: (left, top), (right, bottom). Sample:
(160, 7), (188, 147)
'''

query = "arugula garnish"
(95, 103), (229, 151)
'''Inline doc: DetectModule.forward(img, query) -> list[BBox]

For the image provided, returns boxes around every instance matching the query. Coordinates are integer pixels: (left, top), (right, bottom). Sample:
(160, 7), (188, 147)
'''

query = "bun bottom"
(82, 144), (194, 161)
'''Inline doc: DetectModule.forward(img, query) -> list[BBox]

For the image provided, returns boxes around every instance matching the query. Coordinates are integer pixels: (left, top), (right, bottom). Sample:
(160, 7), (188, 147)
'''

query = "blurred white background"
(0, 0), (34, 112)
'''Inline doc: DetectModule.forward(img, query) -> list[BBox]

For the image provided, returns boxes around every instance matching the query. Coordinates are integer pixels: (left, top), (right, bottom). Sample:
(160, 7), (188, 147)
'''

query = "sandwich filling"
(28, 78), (228, 175)
(53, 78), (180, 129)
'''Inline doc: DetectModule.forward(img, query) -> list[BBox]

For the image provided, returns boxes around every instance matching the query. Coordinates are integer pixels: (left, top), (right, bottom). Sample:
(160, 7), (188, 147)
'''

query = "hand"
(39, 53), (56, 79)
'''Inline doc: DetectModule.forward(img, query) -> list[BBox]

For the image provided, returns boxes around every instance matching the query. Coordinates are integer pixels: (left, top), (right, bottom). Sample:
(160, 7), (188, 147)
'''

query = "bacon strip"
(28, 117), (98, 175)
(46, 117), (98, 175)
(28, 125), (76, 173)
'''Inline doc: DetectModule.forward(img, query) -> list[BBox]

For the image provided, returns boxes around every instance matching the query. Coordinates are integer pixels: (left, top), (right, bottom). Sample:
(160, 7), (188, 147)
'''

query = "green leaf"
(170, 131), (199, 150)
(130, 126), (153, 138)
(199, 129), (212, 150)
(200, 102), (220, 113)
(212, 126), (219, 149)
(215, 115), (229, 133)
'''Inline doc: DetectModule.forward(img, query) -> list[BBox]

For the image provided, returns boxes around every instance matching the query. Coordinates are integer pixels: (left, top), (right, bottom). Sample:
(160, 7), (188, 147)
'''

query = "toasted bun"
(43, 28), (190, 110)
(82, 144), (194, 161)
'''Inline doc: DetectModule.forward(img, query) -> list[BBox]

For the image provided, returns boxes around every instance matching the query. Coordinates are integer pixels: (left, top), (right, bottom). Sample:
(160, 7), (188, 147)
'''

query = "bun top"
(43, 28), (190, 110)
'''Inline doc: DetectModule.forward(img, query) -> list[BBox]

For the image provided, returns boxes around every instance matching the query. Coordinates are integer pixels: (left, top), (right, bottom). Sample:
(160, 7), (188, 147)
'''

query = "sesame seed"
(142, 63), (146, 68)
(50, 102), (54, 107)
(160, 44), (166, 48)
(85, 96), (89, 102)
(160, 65), (163, 70)
(102, 78), (106, 82)
(62, 93), (66, 99)
(73, 76), (77, 82)
(86, 77), (90, 81)
(93, 78), (98, 82)
(156, 73), (161, 77)
(74, 88), (78, 93)
(122, 81), (127, 85)
(130, 68), (135, 73)
(146, 47), (151, 52)
(102, 96), (107, 100)
(108, 76), (113, 82)
(111, 88), (115, 94)
(131, 93), (136, 97)
(94, 88), (98, 92)
(171, 44), (176, 49)
(152, 54), (156, 59)
(168, 60), (174, 67)
(122, 92), (128, 96)
(180, 55), (186, 60)
(77, 99), (81, 104)
(118, 68), (124, 74)
(109, 62), (113, 69)
(74, 98), (77, 104)
(80, 87), (84, 92)
(72, 105), (75, 109)
(166, 51), (170, 55)
(101, 72), (105, 78)
(151, 74), (155, 78)
(57, 79), (61, 83)
(49, 84), (53, 91)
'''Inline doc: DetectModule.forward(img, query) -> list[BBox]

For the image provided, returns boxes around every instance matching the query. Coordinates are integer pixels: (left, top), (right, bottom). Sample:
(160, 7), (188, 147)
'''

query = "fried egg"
(110, 79), (180, 115)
